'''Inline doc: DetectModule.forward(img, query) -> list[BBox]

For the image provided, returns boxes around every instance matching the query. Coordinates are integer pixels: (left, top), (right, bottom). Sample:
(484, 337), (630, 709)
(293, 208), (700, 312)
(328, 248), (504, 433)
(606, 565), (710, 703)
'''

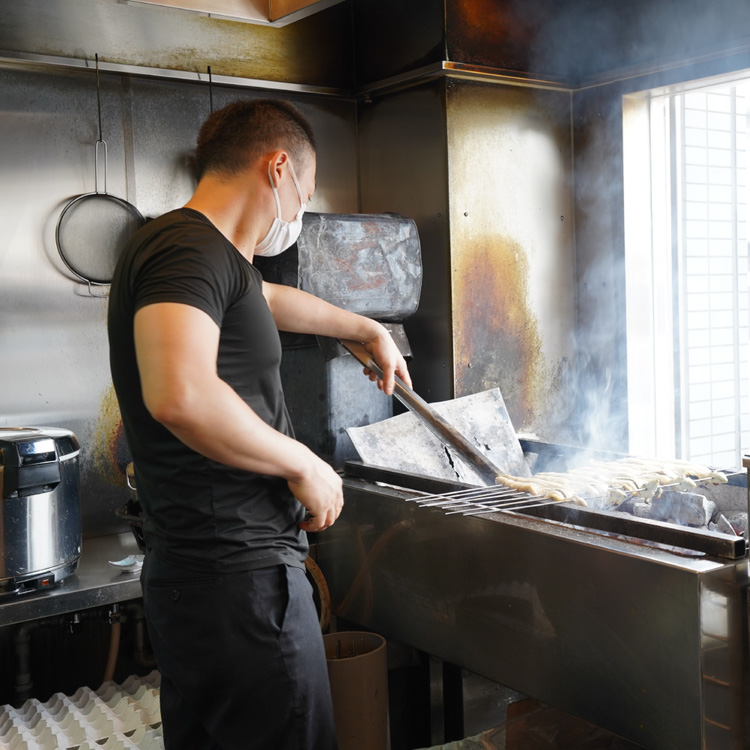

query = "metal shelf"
(0, 533), (143, 628)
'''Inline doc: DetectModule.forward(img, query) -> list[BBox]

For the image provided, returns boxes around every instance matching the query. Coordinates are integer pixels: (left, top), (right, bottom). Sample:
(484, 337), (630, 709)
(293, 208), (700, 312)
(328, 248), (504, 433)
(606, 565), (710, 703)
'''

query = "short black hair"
(195, 99), (317, 179)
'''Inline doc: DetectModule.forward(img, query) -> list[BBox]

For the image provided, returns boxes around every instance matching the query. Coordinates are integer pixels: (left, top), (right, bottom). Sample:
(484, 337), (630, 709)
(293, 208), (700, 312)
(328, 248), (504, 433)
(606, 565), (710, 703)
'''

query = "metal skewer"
(405, 482), (558, 516)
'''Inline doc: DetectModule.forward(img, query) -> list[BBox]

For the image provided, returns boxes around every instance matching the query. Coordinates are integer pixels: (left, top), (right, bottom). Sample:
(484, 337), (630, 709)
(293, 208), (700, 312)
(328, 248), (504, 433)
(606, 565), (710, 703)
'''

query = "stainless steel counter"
(0, 533), (143, 627)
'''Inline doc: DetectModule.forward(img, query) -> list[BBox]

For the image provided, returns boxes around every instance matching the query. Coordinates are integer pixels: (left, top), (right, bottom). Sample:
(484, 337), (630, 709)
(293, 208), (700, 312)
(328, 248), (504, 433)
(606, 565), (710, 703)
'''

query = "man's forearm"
(153, 373), (318, 482)
(261, 282), (411, 394)
(263, 282), (385, 341)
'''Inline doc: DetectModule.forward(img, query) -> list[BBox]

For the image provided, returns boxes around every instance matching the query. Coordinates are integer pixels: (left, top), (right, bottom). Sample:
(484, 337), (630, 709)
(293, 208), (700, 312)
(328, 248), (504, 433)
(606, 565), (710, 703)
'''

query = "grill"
(317, 449), (750, 750)
(260, 212), (750, 750)
(343, 458), (746, 561)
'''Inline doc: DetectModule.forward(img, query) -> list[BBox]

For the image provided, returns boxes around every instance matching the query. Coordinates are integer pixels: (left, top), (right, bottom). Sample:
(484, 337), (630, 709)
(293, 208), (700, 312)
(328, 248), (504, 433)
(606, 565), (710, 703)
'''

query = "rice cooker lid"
(0, 427), (80, 466)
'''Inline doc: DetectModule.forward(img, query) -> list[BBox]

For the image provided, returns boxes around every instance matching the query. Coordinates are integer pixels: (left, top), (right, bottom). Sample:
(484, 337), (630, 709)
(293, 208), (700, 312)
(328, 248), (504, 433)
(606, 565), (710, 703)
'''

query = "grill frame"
(318, 463), (750, 750)
(343, 461), (747, 559)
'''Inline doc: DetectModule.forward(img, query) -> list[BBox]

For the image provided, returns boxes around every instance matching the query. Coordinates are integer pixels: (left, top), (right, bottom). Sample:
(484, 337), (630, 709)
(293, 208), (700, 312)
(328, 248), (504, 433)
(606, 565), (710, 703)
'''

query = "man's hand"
(288, 455), (344, 532)
(361, 328), (412, 396)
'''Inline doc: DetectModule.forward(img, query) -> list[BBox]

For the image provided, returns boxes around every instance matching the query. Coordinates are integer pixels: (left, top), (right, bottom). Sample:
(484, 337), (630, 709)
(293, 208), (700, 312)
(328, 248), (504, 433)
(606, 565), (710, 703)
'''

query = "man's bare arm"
(262, 281), (411, 395)
(133, 301), (342, 531)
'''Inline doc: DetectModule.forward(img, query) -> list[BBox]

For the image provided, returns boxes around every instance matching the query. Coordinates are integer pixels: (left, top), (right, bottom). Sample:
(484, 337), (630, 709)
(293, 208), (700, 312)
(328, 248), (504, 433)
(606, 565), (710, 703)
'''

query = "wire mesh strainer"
(55, 55), (144, 294)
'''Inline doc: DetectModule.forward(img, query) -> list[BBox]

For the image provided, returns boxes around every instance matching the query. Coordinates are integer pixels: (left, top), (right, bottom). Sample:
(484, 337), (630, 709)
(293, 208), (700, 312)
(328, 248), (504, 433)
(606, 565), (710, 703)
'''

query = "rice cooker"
(0, 427), (82, 597)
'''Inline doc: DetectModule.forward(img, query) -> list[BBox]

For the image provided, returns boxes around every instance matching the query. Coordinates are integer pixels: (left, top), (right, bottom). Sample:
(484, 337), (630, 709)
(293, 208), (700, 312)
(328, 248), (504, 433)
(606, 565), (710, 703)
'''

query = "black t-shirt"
(108, 208), (307, 572)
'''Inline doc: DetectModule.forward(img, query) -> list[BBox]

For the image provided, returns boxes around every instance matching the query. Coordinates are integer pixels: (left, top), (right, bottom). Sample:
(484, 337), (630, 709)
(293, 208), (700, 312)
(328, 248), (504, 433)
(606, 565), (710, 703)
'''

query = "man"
(108, 99), (411, 750)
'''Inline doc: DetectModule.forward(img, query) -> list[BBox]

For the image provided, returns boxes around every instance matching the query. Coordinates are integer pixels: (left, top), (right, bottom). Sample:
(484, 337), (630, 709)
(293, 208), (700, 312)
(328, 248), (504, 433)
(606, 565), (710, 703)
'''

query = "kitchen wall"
(3, 0), (750, 540)
(0, 2), (359, 535)
(357, 77), (577, 439)
(354, 0), (750, 450)
(0, 0), (354, 87)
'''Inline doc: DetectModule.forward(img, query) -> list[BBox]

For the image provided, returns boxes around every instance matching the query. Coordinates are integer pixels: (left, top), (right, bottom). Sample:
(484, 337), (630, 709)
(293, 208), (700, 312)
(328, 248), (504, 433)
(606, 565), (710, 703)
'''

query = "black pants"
(141, 553), (338, 750)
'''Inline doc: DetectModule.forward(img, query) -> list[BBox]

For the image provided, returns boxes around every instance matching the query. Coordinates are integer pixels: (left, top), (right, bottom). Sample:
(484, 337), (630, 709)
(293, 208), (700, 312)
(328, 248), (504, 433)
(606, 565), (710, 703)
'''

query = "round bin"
(323, 631), (389, 750)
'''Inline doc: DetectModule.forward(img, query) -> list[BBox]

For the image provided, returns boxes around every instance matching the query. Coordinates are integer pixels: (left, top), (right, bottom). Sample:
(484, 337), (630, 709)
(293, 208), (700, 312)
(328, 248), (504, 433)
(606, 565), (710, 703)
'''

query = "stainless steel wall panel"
(0, 65), (124, 534)
(119, 77), (360, 219)
(357, 77), (577, 439)
(352, 0), (446, 86)
(0, 0), (354, 90)
(446, 80), (576, 437)
(358, 82), (454, 403)
(445, 0), (549, 77)
(570, 85), (629, 453)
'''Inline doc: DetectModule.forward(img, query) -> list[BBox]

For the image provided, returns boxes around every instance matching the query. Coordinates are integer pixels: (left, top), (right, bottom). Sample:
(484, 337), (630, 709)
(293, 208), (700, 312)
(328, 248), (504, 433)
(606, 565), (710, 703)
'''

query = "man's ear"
(268, 150), (289, 188)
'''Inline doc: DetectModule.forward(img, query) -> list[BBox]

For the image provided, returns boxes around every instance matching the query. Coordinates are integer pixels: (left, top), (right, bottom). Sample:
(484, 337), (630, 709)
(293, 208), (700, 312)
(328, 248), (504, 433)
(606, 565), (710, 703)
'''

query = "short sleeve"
(132, 225), (245, 327)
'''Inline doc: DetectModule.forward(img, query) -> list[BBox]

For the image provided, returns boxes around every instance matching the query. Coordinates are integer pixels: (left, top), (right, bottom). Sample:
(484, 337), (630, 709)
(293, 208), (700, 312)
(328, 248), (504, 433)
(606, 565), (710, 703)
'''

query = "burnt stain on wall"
(453, 235), (546, 431)
(90, 384), (129, 486)
(446, 77), (575, 440)
(447, 0), (543, 74)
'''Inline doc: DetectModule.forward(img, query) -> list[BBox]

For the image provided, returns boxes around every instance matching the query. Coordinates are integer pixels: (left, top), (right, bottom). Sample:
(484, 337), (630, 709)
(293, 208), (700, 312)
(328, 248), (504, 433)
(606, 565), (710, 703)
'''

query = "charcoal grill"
(262, 212), (750, 750)
(316, 453), (750, 750)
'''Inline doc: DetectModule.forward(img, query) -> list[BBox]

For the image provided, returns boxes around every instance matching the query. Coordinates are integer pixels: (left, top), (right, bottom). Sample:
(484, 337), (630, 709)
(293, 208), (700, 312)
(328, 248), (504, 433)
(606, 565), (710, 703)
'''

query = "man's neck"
(185, 175), (268, 262)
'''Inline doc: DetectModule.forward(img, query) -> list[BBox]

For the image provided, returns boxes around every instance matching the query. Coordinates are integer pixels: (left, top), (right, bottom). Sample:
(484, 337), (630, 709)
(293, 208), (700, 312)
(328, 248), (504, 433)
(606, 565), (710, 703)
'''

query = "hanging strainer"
(55, 55), (145, 294)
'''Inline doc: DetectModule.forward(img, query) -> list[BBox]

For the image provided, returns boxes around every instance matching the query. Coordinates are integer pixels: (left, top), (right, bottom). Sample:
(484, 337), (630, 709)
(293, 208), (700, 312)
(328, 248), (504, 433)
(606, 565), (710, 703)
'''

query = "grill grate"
(406, 485), (558, 516)
(342, 462), (746, 559)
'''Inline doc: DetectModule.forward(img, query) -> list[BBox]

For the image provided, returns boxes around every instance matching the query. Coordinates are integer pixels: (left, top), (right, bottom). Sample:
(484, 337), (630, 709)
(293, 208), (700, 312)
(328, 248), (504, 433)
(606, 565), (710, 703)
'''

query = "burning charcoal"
(650, 491), (717, 528)
(710, 514), (738, 536)
(629, 501), (653, 519)
(616, 495), (638, 514)
(722, 511), (748, 537)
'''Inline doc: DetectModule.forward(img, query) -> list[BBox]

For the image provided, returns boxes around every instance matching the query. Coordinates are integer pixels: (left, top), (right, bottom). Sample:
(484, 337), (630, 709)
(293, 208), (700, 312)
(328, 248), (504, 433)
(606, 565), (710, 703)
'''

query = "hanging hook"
(95, 53), (103, 142)
(94, 53), (107, 195)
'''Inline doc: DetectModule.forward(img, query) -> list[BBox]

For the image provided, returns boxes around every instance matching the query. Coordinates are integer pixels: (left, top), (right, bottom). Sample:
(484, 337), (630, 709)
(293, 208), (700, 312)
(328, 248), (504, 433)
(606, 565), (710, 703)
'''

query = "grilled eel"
(496, 456), (727, 507)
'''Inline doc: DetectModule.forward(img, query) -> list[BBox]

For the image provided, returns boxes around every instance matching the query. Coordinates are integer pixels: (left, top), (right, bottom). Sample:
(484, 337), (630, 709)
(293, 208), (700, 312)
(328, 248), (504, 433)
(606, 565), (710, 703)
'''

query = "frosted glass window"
(624, 76), (750, 468)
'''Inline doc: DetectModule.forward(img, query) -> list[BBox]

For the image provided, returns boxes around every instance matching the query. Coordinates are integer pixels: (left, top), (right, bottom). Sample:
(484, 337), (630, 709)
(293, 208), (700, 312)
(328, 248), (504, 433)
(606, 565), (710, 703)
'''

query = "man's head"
(195, 99), (317, 180)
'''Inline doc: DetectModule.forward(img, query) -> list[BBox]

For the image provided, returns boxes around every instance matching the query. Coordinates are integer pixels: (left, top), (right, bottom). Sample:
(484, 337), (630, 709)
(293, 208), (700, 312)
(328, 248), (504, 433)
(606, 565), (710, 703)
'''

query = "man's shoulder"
(127, 209), (233, 268)
(138, 208), (216, 242)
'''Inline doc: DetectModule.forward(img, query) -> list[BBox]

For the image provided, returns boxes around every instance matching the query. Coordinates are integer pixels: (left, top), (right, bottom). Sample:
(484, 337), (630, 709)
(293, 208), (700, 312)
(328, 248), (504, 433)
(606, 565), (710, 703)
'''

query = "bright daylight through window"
(624, 72), (750, 469)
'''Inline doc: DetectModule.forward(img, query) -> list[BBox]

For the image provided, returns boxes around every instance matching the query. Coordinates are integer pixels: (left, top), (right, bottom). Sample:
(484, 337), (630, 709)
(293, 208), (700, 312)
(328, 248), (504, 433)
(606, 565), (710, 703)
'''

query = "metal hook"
(94, 53), (107, 194)
(95, 53), (103, 142)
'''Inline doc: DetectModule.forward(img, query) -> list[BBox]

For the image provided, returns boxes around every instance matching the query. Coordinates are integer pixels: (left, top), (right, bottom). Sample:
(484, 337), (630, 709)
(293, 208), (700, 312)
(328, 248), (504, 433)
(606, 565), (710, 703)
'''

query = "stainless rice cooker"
(0, 427), (82, 597)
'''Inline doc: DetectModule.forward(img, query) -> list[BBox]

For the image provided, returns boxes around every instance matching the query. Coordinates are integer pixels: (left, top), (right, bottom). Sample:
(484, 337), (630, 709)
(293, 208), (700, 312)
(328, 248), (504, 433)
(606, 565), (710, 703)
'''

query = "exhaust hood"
(125, 0), (345, 26)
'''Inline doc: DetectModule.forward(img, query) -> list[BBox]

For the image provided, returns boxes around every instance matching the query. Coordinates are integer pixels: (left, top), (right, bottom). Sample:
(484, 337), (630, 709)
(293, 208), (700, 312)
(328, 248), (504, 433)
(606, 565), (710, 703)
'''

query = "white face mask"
(255, 159), (306, 258)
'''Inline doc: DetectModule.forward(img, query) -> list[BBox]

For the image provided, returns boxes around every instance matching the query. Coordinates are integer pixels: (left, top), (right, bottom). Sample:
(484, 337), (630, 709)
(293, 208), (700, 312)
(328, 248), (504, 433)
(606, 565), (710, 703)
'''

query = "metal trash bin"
(324, 631), (389, 750)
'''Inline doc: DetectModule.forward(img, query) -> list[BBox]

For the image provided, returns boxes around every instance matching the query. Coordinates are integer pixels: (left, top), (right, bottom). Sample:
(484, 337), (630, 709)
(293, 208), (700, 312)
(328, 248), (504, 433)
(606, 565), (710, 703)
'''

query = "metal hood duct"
(126, 0), (345, 26)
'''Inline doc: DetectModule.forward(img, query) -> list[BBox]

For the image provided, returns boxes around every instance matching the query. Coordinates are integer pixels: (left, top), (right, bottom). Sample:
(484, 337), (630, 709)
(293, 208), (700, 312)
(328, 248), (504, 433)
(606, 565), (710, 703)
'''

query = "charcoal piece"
(617, 495), (638, 514)
(650, 491), (716, 528)
(723, 511), (748, 537)
(630, 501), (652, 519)
(710, 514), (737, 536)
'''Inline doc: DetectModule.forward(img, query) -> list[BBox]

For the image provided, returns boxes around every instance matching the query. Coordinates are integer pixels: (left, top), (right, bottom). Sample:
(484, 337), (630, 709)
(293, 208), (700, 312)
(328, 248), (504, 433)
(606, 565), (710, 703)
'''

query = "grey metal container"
(0, 427), (82, 596)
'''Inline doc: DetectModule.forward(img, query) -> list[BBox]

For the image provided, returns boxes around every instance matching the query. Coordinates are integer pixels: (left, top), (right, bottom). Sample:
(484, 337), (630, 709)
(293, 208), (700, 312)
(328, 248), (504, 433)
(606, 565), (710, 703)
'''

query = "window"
(624, 73), (750, 468)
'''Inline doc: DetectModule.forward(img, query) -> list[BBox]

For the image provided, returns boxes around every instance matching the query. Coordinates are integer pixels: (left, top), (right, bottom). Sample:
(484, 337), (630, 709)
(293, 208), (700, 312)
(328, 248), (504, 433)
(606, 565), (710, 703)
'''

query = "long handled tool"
(339, 339), (503, 485)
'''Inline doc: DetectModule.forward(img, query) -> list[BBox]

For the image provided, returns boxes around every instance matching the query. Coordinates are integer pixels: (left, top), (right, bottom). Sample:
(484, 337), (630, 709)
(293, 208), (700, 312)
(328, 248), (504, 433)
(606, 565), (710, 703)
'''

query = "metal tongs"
(339, 339), (503, 486)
